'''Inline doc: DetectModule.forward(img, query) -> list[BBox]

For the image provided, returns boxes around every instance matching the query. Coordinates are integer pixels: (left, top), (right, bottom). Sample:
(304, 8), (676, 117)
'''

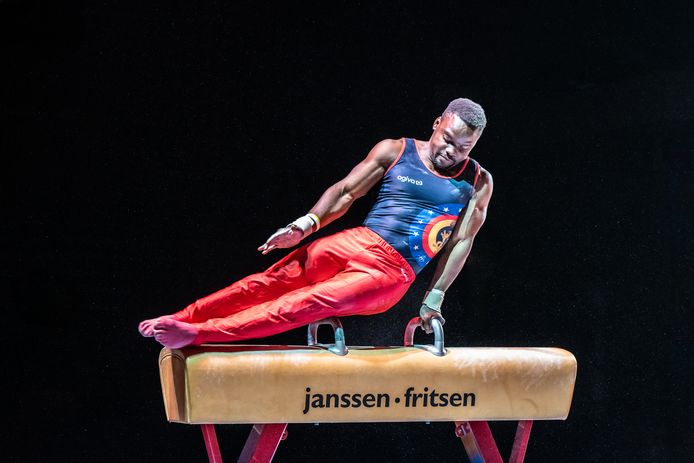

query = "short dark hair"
(443, 98), (487, 130)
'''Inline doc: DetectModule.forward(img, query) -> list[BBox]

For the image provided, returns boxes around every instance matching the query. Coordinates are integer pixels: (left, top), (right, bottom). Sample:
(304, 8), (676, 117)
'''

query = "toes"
(154, 317), (176, 329)
(138, 322), (154, 337)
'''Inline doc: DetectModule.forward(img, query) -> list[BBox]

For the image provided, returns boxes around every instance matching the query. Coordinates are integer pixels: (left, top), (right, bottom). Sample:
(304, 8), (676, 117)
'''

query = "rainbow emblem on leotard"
(408, 203), (463, 267)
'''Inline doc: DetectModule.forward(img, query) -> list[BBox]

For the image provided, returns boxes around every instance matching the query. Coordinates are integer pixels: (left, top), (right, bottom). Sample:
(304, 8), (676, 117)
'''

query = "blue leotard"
(363, 138), (480, 274)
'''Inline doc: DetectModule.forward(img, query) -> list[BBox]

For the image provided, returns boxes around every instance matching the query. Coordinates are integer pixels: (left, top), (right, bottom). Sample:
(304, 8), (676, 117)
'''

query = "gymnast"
(138, 98), (493, 348)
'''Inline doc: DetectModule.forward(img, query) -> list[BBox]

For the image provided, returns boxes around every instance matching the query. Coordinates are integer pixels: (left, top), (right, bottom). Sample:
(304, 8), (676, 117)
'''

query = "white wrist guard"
(422, 289), (445, 312)
(290, 213), (320, 236)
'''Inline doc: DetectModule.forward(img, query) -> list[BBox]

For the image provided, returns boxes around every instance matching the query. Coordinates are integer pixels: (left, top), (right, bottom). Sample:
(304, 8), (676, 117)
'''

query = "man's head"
(442, 98), (487, 131)
(429, 98), (486, 172)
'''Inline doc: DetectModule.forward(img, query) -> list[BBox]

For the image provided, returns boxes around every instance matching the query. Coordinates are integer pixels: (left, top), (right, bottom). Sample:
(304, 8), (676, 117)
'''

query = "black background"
(5, 1), (693, 461)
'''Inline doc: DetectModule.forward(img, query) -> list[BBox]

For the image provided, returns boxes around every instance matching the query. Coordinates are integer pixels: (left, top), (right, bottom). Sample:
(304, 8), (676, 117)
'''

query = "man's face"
(429, 113), (483, 171)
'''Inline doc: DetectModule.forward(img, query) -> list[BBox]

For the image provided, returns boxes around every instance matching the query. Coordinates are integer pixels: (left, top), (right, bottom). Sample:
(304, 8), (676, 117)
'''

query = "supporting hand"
(419, 304), (446, 334)
(257, 225), (304, 254)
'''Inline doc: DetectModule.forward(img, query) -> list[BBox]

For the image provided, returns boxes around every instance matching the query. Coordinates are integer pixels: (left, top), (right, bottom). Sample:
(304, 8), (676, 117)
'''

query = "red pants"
(172, 227), (416, 344)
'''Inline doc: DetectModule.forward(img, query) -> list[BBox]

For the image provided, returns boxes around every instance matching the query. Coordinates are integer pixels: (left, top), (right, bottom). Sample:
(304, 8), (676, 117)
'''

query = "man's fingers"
(258, 239), (277, 252)
(261, 244), (277, 255)
(259, 243), (277, 255)
(257, 227), (301, 254)
(419, 312), (444, 334)
(258, 228), (290, 252)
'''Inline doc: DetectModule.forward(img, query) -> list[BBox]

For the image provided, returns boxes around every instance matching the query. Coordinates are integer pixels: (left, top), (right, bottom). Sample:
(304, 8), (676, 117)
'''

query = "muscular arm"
(428, 168), (494, 292)
(308, 138), (402, 228)
(258, 139), (402, 253)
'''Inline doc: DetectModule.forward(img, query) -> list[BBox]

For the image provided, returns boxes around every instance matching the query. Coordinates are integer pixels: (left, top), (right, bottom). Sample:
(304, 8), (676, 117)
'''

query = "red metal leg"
(201, 424), (223, 463)
(455, 421), (485, 463)
(468, 421), (504, 463)
(237, 423), (288, 463)
(456, 420), (533, 463)
(455, 421), (504, 463)
(508, 420), (533, 463)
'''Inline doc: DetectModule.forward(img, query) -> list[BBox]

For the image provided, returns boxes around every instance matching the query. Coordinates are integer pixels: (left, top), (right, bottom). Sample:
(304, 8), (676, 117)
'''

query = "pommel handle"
(404, 317), (447, 356)
(307, 317), (348, 356)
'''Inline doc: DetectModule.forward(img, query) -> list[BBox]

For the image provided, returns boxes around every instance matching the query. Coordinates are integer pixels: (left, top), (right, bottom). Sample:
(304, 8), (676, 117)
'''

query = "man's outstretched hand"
(258, 225), (304, 254)
(419, 304), (446, 334)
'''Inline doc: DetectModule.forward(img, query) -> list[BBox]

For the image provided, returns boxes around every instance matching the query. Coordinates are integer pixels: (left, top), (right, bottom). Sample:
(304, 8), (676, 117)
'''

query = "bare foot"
(153, 318), (199, 348)
(138, 316), (174, 337)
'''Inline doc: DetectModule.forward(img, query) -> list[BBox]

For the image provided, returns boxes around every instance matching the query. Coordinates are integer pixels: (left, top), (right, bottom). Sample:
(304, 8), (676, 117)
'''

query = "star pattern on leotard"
(408, 203), (464, 271)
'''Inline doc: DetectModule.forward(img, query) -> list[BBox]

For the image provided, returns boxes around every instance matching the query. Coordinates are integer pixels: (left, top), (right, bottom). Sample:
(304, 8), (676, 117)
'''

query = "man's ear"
(432, 116), (441, 131)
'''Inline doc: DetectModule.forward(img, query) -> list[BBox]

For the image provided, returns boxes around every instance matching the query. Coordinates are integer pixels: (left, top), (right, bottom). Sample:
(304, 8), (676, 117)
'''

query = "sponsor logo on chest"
(397, 175), (423, 186)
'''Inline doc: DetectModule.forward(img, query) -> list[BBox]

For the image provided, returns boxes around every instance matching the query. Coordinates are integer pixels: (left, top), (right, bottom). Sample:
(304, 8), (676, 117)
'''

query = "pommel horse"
(158, 317), (577, 462)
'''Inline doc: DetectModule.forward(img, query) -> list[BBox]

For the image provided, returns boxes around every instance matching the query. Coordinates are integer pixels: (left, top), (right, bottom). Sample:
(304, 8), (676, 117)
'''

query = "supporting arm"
(420, 169), (493, 332)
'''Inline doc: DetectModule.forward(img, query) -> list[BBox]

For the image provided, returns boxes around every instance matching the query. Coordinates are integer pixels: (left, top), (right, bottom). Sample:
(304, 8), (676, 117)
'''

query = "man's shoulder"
(374, 138), (405, 155)
(477, 165), (492, 183)
(455, 158), (490, 190)
(368, 138), (406, 167)
(474, 165), (493, 197)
